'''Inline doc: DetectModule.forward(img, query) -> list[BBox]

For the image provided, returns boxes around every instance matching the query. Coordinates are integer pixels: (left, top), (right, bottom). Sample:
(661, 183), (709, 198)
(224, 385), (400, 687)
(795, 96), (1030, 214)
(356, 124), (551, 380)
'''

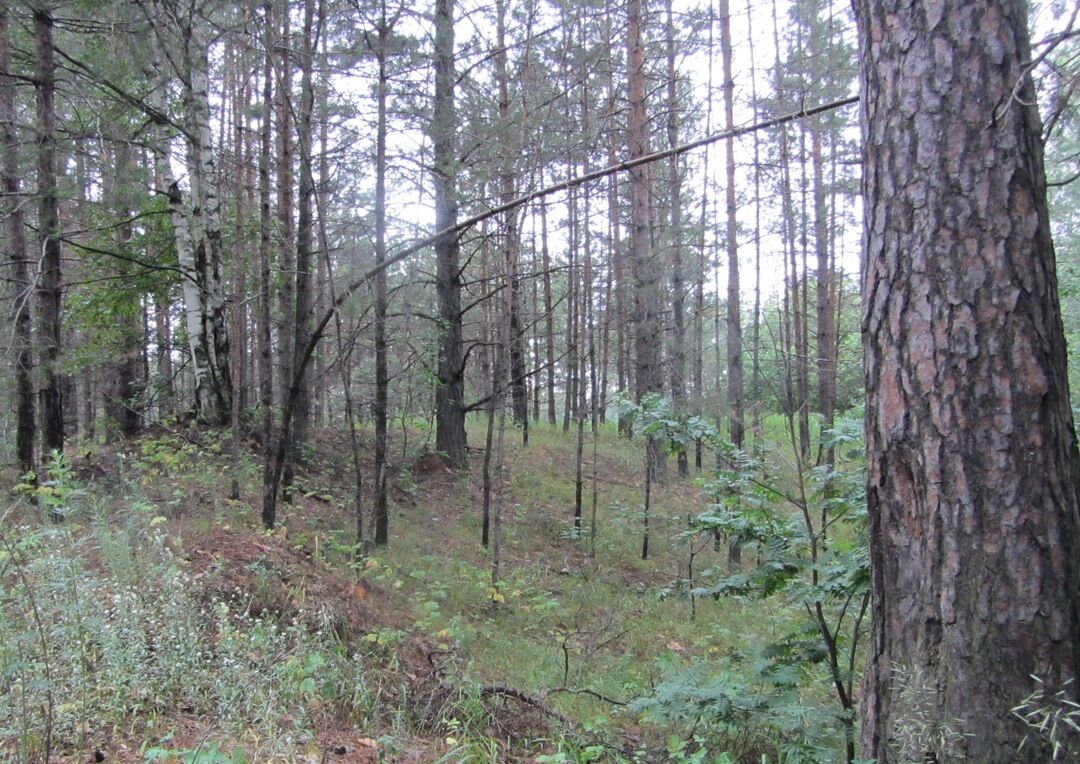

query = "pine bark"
(432, 0), (467, 468)
(276, 0), (295, 410)
(812, 122), (834, 462)
(373, 2), (391, 544)
(665, 0), (688, 477)
(34, 7), (63, 457)
(104, 143), (141, 438)
(720, 0), (741, 564)
(494, 0), (528, 443)
(258, 0), (276, 530)
(627, 0), (665, 482)
(856, 0), (1080, 759)
(540, 199), (556, 425)
(291, 0), (317, 472)
(1, 8), (33, 473)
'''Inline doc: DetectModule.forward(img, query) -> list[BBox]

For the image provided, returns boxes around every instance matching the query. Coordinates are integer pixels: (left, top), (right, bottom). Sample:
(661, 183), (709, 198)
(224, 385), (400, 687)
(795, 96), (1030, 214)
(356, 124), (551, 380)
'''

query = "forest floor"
(0, 416), (833, 763)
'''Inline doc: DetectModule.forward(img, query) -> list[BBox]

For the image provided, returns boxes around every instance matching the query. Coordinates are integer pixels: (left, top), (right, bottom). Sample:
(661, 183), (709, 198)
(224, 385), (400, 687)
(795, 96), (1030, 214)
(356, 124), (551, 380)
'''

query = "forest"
(1, 0), (1079, 761)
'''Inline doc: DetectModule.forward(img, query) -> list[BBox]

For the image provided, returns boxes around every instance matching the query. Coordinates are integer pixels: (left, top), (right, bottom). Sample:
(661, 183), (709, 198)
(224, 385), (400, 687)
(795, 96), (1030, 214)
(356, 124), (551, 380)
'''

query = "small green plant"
(33, 450), (85, 521)
(143, 741), (249, 763)
(0, 507), (375, 759)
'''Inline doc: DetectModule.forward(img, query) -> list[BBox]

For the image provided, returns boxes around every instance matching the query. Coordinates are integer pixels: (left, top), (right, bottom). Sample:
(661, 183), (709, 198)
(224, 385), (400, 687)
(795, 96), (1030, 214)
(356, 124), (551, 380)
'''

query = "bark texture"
(291, 0), (317, 473)
(856, 0), (1080, 760)
(373, 2), (391, 544)
(34, 7), (63, 456)
(2, 8), (33, 473)
(627, 0), (665, 482)
(432, 0), (467, 468)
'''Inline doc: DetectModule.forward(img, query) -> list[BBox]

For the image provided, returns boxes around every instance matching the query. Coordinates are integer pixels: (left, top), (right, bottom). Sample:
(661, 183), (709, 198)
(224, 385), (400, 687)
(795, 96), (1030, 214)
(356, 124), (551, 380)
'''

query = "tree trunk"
(856, 0), (1080, 759)
(541, 199), (556, 425)
(373, 0), (391, 545)
(34, 7), (63, 458)
(291, 0), (317, 477)
(276, 0), (295, 409)
(182, 9), (233, 425)
(604, 12), (629, 437)
(746, 0), (762, 439)
(276, 0), (297, 497)
(627, 0), (665, 483)
(1, 8), (33, 474)
(494, 0), (528, 443)
(104, 143), (141, 439)
(432, 0), (467, 469)
(720, 0), (741, 565)
(812, 122), (835, 465)
(665, 0), (688, 478)
(258, 0), (276, 530)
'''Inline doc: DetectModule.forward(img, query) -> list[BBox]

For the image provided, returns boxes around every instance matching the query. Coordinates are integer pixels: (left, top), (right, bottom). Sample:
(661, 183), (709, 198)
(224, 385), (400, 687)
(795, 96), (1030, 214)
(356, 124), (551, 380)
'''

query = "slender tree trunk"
(182, 9), (233, 425)
(154, 294), (174, 417)
(627, 0), (665, 483)
(812, 123), (835, 464)
(226, 32), (244, 499)
(693, 1), (711, 471)
(258, 0), (277, 530)
(432, 0), (467, 468)
(276, 0), (295, 406)
(665, 0), (688, 478)
(480, 296), (504, 547)
(541, 199), (556, 425)
(605, 22), (629, 437)
(372, 0), (392, 545)
(494, 0), (528, 443)
(747, 0), (762, 439)
(719, 0), (742, 565)
(856, 0), (1080, 759)
(796, 123), (811, 458)
(104, 143), (141, 439)
(2, 8), (33, 475)
(563, 160), (578, 432)
(34, 7), (63, 458)
(291, 0), (317, 477)
(276, 0), (297, 497)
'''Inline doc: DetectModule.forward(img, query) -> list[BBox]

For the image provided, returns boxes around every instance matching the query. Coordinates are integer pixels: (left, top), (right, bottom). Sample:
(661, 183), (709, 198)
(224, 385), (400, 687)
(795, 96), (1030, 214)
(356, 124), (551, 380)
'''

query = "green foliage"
(0, 507), (374, 760)
(144, 741), (249, 764)
(20, 451), (86, 522)
(630, 653), (836, 761)
(637, 418), (870, 762)
(613, 392), (716, 456)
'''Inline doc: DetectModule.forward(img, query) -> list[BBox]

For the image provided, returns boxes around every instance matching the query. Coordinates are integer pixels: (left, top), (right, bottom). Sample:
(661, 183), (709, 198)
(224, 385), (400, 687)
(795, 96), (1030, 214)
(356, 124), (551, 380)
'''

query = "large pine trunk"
(856, 0), (1080, 760)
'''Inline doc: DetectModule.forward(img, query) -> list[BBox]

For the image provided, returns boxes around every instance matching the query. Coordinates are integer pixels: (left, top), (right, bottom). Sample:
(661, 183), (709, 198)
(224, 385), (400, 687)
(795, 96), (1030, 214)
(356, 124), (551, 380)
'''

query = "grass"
(0, 412), (854, 762)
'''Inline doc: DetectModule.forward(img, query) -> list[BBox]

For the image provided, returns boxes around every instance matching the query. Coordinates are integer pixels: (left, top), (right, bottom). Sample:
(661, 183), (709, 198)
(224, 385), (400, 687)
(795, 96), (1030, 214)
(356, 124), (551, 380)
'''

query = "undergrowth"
(0, 462), (377, 760)
(1, 416), (872, 762)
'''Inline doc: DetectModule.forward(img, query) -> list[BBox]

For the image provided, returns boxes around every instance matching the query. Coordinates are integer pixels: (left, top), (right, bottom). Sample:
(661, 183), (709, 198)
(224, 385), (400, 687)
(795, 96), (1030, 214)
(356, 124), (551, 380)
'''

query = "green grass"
(1, 413), (859, 762)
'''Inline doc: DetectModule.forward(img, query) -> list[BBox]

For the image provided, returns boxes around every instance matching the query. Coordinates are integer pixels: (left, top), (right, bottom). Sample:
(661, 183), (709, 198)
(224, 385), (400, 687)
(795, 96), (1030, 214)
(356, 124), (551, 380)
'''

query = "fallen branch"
(479, 684), (572, 726)
(546, 686), (629, 707)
